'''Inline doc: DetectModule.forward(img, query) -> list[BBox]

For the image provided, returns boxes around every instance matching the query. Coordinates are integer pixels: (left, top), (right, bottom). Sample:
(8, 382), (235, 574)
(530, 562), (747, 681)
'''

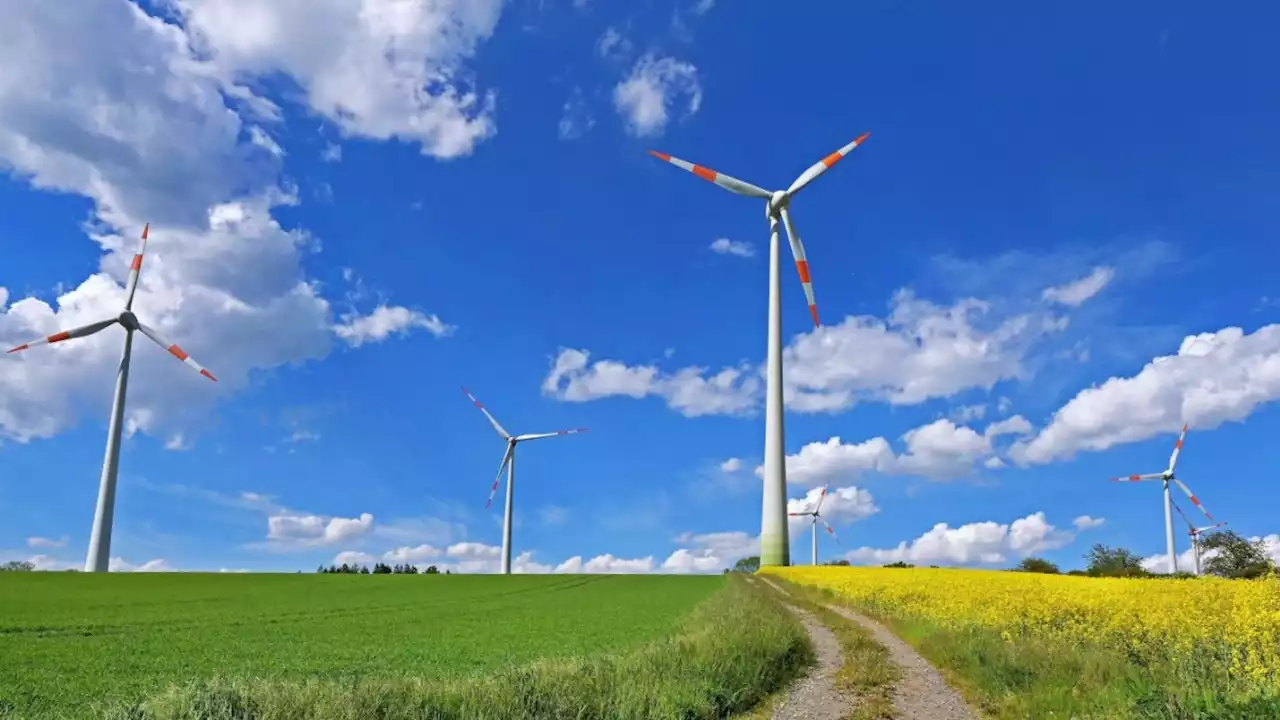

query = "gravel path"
(823, 604), (976, 720)
(756, 576), (977, 720)
(769, 605), (851, 720)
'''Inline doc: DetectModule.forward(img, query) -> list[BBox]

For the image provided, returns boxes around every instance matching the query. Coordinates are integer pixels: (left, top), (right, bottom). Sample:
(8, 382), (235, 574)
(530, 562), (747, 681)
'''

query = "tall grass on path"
(102, 575), (811, 720)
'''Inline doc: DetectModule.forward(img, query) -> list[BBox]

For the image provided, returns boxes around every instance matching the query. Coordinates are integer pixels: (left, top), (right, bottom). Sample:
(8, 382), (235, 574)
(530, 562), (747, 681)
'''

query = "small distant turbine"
(1110, 424), (1215, 573)
(461, 386), (586, 574)
(1171, 498), (1227, 576)
(6, 224), (217, 572)
(789, 485), (840, 565)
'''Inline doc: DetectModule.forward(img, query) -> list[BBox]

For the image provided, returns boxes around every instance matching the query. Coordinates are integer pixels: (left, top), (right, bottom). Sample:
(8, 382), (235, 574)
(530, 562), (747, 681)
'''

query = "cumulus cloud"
(0, 1), (455, 444)
(1042, 266), (1115, 307)
(267, 512), (374, 549)
(762, 415), (1033, 486)
(109, 557), (173, 572)
(27, 536), (68, 549)
(595, 27), (632, 60)
(332, 305), (455, 347)
(381, 544), (441, 564)
(787, 485), (878, 538)
(710, 238), (754, 258)
(555, 554), (656, 573)
(662, 530), (758, 573)
(542, 348), (759, 417)
(845, 512), (1079, 566)
(557, 86), (595, 141)
(1073, 515), (1106, 530)
(613, 53), (701, 137)
(543, 287), (1071, 420)
(720, 457), (743, 473)
(1011, 325), (1280, 465)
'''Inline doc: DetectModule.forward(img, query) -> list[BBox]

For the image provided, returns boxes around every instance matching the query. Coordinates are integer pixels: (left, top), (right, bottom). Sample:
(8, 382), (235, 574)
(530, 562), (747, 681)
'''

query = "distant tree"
(444, 568), (451, 575)
(732, 556), (761, 573)
(1066, 569), (1087, 576)
(822, 559), (851, 566)
(425, 565), (440, 574)
(1085, 544), (1149, 578)
(883, 561), (914, 569)
(1016, 557), (1060, 574)
(407, 564), (419, 574)
(928, 565), (941, 569)
(0, 560), (35, 572)
(1201, 530), (1276, 579)
(373, 562), (391, 574)
(359, 565), (371, 575)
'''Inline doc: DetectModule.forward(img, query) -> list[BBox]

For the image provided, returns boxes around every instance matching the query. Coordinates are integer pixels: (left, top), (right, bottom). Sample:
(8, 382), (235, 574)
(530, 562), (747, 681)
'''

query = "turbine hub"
(118, 310), (140, 331)
(768, 190), (789, 214)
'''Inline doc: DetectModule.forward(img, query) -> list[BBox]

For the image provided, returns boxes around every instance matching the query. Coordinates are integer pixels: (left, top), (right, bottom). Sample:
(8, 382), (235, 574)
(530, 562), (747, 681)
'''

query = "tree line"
(316, 562), (449, 575)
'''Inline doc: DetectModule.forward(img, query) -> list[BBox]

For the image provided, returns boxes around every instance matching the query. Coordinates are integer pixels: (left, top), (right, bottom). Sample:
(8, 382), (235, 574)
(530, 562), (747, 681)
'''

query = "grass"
(0, 572), (810, 719)
(757, 578), (898, 720)
(767, 570), (1280, 720)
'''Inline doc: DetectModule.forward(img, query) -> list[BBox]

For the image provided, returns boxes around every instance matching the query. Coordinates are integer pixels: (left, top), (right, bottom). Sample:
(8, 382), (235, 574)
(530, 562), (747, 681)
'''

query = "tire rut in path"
(769, 603), (850, 720)
(757, 577), (977, 720)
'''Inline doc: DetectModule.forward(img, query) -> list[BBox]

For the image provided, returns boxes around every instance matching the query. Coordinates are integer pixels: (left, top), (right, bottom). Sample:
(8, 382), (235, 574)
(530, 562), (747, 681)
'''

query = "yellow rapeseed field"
(762, 566), (1280, 693)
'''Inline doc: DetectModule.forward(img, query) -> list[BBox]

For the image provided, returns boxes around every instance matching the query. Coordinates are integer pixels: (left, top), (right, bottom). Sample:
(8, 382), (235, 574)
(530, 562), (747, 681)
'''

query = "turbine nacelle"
(118, 310), (140, 331)
(767, 190), (790, 216)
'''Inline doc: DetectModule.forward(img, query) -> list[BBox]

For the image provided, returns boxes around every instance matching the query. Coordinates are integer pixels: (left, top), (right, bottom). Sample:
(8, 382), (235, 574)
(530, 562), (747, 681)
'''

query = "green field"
(1, 572), (778, 718)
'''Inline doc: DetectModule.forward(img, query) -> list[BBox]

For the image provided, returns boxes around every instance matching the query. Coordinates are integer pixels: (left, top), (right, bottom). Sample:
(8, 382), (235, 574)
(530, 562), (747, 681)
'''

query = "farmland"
(764, 565), (1280, 719)
(0, 572), (807, 719)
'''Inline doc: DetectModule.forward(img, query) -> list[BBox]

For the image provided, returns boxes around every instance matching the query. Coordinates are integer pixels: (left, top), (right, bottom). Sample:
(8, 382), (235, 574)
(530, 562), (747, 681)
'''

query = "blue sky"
(2, 0), (1279, 574)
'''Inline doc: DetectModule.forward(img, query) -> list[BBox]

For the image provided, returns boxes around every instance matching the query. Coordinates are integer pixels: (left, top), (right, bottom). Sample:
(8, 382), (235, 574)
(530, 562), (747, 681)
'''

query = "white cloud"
(332, 305), (455, 347)
(109, 557), (173, 572)
(1073, 515), (1106, 530)
(613, 53), (701, 137)
(846, 512), (1076, 566)
(174, 0), (502, 159)
(544, 288), (1070, 420)
(557, 86), (595, 141)
(595, 27), (631, 60)
(26, 536), (68, 549)
(1011, 325), (1280, 465)
(320, 143), (342, 163)
(248, 126), (285, 158)
(710, 238), (754, 258)
(662, 530), (758, 573)
(539, 505), (569, 527)
(555, 554), (656, 573)
(266, 512), (374, 549)
(720, 457), (742, 473)
(692, 0), (716, 15)
(787, 486), (878, 537)
(762, 415), (1032, 486)
(950, 404), (987, 422)
(1042, 266), (1115, 307)
(542, 348), (759, 417)
(0, 3), (453, 444)
(333, 550), (376, 567)
(382, 544), (441, 564)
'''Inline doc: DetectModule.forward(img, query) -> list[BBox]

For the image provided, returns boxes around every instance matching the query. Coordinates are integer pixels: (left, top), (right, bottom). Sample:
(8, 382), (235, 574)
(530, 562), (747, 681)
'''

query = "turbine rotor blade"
(135, 322), (217, 381)
(822, 520), (840, 545)
(1167, 423), (1188, 473)
(1109, 473), (1164, 482)
(486, 444), (514, 508)
(778, 206), (820, 327)
(785, 132), (872, 196)
(123, 223), (150, 310)
(814, 484), (829, 514)
(513, 428), (587, 442)
(461, 386), (511, 439)
(1172, 478), (1214, 521)
(1170, 498), (1195, 531)
(646, 151), (771, 199)
(6, 318), (118, 353)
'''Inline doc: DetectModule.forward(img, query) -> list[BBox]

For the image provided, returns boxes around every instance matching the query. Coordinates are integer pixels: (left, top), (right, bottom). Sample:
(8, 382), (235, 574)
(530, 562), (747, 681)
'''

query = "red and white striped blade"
(813, 484), (829, 514)
(124, 223), (150, 310)
(778, 206), (820, 327)
(646, 150), (771, 199)
(787, 511), (810, 517)
(785, 132), (872, 196)
(1109, 473), (1164, 482)
(514, 428), (588, 442)
(1167, 423), (1189, 473)
(6, 318), (117, 353)
(136, 322), (216, 381)
(1172, 478), (1214, 521)
(1198, 521), (1227, 533)
(486, 444), (514, 508)
(461, 386), (511, 439)
(823, 520), (840, 545)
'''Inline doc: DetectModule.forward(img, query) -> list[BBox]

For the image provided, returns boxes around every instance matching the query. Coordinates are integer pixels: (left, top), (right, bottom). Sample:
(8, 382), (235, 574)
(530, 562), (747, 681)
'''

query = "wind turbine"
(461, 386), (586, 574)
(6, 224), (217, 572)
(647, 132), (872, 567)
(1110, 424), (1215, 574)
(789, 485), (839, 565)
(1171, 498), (1227, 576)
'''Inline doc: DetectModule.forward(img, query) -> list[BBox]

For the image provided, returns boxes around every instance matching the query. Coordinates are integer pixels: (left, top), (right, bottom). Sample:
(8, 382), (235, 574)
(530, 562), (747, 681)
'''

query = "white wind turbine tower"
(789, 485), (840, 565)
(647, 132), (871, 567)
(6, 224), (217, 572)
(461, 386), (586, 574)
(1110, 424), (1216, 573)
(1171, 498), (1227, 576)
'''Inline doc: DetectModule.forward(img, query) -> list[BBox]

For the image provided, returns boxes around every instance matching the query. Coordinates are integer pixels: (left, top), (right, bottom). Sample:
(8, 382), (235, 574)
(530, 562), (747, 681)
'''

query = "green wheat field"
(0, 572), (807, 719)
